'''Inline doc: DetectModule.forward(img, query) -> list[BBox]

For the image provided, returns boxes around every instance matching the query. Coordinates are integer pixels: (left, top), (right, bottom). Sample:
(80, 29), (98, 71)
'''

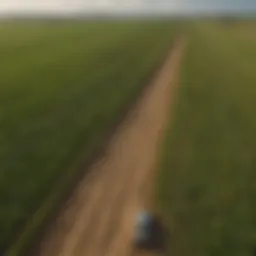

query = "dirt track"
(38, 38), (185, 256)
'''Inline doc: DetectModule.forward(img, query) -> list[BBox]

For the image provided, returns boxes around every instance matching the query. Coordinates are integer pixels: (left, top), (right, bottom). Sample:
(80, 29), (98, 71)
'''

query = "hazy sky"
(0, 0), (255, 13)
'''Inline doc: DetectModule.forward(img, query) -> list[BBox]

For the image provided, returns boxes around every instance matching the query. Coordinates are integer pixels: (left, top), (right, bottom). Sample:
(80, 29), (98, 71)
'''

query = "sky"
(0, 0), (255, 14)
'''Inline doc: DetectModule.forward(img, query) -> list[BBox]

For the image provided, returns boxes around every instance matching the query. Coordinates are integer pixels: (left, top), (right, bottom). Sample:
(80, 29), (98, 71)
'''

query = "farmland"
(2, 18), (256, 256)
(158, 22), (256, 256)
(0, 20), (176, 253)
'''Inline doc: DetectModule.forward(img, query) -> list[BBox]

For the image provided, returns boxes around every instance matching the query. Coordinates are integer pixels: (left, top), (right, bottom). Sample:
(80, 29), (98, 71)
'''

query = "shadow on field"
(150, 216), (169, 253)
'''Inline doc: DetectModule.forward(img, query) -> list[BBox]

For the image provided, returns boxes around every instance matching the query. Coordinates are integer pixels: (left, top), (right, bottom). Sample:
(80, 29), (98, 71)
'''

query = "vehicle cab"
(132, 210), (154, 249)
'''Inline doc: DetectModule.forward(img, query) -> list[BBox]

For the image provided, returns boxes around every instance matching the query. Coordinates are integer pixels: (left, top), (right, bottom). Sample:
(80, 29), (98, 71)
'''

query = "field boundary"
(4, 35), (178, 256)
(155, 36), (186, 227)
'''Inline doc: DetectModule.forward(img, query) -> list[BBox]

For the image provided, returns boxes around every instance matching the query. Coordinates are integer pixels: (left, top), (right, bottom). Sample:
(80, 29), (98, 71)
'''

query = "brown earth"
(37, 37), (185, 256)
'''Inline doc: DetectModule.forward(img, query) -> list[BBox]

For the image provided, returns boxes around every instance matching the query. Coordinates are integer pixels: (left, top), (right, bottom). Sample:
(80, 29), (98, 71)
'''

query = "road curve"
(38, 37), (185, 256)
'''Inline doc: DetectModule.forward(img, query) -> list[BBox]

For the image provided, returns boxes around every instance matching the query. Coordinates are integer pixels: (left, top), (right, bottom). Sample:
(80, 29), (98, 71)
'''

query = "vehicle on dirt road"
(132, 210), (168, 252)
(133, 210), (154, 249)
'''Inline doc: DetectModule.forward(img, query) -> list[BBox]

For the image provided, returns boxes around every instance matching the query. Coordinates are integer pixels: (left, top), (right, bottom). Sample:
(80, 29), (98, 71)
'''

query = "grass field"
(0, 20), (176, 253)
(3, 19), (256, 256)
(158, 22), (256, 256)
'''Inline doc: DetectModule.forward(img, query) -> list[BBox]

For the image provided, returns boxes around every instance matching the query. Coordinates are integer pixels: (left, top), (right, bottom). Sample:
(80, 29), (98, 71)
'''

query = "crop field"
(0, 20), (176, 253)
(3, 19), (256, 256)
(221, 20), (256, 39)
(158, 22), (256, 256)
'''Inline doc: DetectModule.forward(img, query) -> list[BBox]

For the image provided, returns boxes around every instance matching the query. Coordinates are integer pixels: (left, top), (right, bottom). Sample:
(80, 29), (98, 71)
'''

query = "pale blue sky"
(0, 0), (255, 13)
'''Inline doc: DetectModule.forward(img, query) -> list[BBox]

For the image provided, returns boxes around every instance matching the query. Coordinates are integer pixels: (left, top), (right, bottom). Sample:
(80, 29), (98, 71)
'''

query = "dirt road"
(38, 38), (185, 256)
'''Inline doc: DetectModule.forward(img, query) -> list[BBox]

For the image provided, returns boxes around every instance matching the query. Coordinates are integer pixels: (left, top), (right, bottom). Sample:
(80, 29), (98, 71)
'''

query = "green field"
(3, 19), (256, 256)
(0, 21), (176, 253)
(158, 22), (256, 256)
